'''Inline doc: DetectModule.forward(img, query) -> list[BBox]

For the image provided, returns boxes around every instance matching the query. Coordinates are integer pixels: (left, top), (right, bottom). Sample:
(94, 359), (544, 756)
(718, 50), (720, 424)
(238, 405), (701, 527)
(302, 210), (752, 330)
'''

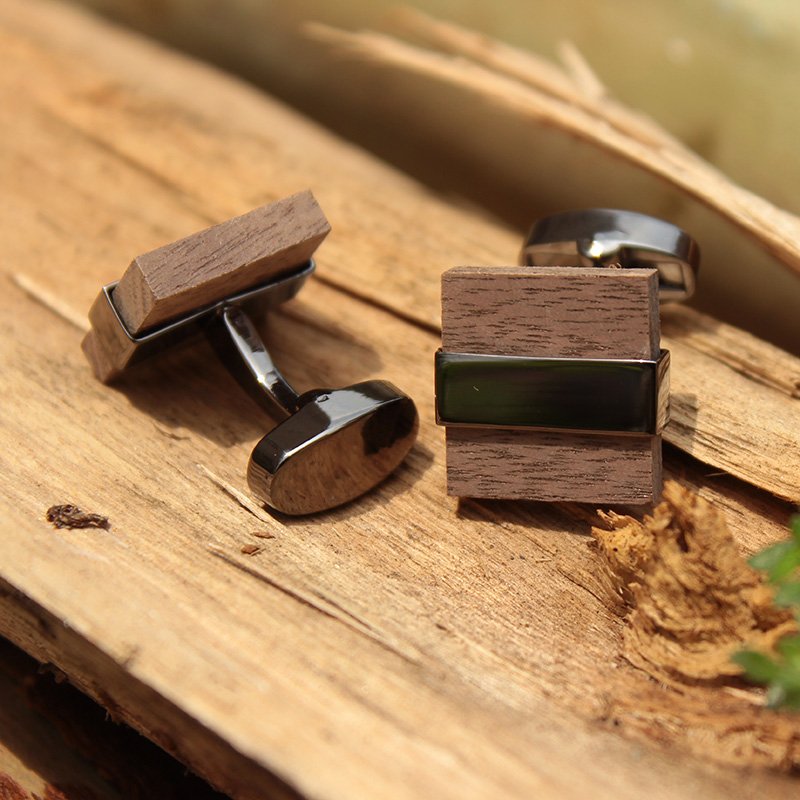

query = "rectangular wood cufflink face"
(81, 190), (330, 382)
(440, 266), (663, 504)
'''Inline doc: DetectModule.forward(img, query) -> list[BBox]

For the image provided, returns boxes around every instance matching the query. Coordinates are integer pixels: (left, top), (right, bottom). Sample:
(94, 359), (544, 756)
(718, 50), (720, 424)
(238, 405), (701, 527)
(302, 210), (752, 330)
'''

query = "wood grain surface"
(1, 2), (800, 800)
(114, 190), (330, 333)
(441, 267), (662, 502)
(81, 191), (328, 382)
(441, 267), (661, 359)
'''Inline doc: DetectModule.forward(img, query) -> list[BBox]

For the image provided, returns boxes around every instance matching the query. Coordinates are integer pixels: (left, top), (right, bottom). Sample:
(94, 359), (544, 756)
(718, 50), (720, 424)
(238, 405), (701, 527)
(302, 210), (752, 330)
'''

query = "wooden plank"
(0, 638), (226, 800)
(4, 0), (794, 503)
(1, 2), (800, 799)
(440, 266), (661, 502)
(3, 277), (797, 800)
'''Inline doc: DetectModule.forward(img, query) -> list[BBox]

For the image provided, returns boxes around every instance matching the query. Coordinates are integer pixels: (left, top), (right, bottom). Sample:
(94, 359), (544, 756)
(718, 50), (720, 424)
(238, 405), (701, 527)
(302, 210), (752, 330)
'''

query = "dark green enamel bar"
(435, 350), (670, 434)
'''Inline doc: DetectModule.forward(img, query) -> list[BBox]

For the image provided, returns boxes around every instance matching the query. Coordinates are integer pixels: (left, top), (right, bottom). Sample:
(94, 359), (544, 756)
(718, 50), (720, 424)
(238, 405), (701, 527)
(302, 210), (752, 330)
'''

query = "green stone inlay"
(435, 351), (660, 433)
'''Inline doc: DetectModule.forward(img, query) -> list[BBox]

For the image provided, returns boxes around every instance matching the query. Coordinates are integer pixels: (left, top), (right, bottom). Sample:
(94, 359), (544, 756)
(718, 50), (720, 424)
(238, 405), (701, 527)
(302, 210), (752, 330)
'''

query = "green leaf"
(777, 635), (800, 662)
(791, 515), (800, 545)
(749, 540), (800, 583)
(782, 692), (800, 711)
(749, 540), (794, 571)
(731, 517), (800, 711)
(769, 675), (800, 710)
(774, 581), (800, 608)
(732, 650), (781, 683)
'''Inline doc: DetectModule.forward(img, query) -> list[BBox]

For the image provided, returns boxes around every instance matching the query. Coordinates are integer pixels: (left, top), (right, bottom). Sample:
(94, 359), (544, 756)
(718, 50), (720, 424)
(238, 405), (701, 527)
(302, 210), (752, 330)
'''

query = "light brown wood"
(2, 2), (800, 799)
(7, 0), (794, 501)
(441, 266), (662, 502)
(81, 191), (330, 382)
(0, 638), (222, 800)
(309, 16), (800, 354)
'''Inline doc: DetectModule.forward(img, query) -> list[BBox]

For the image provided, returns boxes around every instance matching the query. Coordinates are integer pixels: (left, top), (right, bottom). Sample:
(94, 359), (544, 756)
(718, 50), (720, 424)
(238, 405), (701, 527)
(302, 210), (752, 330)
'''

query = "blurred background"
(56, 0), (800, 350)
(66, 0), (800, 210)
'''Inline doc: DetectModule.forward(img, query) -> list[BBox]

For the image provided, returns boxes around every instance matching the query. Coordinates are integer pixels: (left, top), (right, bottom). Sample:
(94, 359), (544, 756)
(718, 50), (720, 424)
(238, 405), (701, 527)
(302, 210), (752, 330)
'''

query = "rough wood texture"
(81, 191), (330, 382)
(0, 638), (226, 800)
(591, 483), (800, 771)
(2, 2), (800, 799)
(441, 266), (662, 502)
(116, 190), (330, 333)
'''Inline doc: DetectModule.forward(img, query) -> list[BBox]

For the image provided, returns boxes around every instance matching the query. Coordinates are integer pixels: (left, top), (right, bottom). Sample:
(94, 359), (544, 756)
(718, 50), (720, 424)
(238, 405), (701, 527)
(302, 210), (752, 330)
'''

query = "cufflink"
(83, 191), (418, 515)
(521, 208), (699, 302)
(436, 209), (699, 505)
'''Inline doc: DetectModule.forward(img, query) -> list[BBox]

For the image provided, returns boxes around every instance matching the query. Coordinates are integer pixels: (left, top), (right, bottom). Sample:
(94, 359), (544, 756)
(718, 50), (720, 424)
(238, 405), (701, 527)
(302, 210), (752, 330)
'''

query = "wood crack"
(198, 465), (273, 525)
(313, 272), (441, 336)
(10, 273), (89, 332)
(207, 545), (421, 666)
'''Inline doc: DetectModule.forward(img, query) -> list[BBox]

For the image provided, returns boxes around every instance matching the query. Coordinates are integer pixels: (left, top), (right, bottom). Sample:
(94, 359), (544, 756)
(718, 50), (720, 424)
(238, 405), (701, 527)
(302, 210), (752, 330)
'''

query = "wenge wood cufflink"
(83, 191), (419, 515)
(436, 209), (699, 505)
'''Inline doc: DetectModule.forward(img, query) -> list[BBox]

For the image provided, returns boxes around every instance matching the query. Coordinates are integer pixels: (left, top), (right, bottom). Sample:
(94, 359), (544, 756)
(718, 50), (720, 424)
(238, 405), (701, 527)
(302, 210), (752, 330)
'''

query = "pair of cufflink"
(84, 195), (698, 514)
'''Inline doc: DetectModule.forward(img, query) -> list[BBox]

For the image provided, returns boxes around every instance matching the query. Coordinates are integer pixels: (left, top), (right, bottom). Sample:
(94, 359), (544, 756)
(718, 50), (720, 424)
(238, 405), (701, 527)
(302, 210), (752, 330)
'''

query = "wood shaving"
(594, 481), (795, 684)
(45, 504), (110, 531)
(592, 480), (800, 771)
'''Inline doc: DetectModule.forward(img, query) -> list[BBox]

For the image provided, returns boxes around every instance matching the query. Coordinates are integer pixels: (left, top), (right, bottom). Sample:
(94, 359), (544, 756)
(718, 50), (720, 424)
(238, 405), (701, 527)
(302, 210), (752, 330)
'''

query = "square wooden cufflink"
(82, 191), (418, 515)
(435, 209), (698, 505)
(82, 191), (329, 383)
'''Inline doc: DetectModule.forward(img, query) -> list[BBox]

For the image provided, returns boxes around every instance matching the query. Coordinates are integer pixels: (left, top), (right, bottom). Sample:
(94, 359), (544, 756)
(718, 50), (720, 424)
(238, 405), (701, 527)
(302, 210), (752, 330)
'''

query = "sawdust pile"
(592, 481), (800, 771)
(593, 481), (795, 685)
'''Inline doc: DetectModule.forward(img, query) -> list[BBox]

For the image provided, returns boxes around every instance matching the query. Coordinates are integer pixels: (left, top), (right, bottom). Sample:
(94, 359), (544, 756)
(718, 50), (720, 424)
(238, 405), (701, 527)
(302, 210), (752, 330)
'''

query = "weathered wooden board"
(5, 0), (796, 502)
(440, 266), (662, 502)
(0, 638), (225, 800)
(1, 2), (800, 800)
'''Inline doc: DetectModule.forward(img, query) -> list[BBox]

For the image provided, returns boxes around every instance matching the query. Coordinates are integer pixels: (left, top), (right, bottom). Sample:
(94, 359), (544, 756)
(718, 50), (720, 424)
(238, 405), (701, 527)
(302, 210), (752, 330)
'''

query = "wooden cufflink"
(436, 209), (699, 505)
(83, 190), (419, 515)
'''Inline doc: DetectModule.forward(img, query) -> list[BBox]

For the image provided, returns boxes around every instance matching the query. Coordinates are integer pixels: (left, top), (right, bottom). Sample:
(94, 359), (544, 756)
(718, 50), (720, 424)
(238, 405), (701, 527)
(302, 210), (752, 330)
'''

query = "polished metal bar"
(435, 349), (670, 435)
(95, 260), (315, 375)
(215, 305), (300, 418)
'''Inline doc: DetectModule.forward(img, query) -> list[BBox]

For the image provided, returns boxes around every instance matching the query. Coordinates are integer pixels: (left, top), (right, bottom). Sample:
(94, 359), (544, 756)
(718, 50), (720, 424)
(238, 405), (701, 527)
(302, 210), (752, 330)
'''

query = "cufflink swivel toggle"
(521, 208), (699, 302)
(83, 192), (418, 515)
(211, 304), (417, 515)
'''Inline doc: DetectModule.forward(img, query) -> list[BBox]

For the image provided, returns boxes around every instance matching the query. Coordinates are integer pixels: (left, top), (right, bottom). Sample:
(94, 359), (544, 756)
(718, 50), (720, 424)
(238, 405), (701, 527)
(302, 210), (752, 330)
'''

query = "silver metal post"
(215, 305), (300, 418)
